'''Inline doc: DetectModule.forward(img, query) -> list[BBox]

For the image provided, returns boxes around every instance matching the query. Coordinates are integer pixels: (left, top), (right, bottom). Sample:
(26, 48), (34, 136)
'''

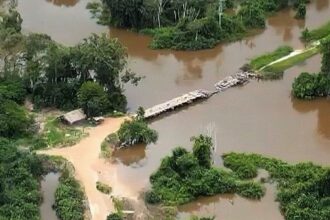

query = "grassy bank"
(302, 21), (330, 42)
(250, 46), (293, 70)
(262, 47), (319, 78)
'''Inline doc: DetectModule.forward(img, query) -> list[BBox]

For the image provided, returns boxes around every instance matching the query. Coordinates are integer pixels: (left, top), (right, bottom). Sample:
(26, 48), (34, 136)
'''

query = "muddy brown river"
(17, 0), (330, 219)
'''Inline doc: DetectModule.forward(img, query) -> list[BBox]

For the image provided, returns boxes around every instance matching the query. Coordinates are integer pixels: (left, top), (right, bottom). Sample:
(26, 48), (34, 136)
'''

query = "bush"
(117, 117), (158, 146)
(292, 72), (330, 99)
(145, 190), (161, 204)
(236, 181), (265, 199)
(96, 181), (112, 194)
(54, 177), (85, 220)
(301, 21), (330, 42)
(0, 99), (33, 138)
(107, 213), (123, 220)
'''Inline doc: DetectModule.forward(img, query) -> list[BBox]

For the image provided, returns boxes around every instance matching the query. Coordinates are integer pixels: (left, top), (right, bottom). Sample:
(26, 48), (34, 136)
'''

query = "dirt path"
(40, 117), (131, 220)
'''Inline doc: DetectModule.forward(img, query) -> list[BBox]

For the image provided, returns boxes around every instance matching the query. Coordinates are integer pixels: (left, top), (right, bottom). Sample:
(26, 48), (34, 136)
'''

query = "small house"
(60, 109), (86, 125)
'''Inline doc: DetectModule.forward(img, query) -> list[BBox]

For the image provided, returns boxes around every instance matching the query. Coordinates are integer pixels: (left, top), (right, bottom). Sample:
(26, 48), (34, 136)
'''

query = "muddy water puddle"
(40, 172), (60, 220)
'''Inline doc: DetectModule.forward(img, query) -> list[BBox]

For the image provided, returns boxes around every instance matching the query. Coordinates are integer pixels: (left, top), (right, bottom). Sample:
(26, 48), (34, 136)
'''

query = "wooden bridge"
(140, 71), (257, 119)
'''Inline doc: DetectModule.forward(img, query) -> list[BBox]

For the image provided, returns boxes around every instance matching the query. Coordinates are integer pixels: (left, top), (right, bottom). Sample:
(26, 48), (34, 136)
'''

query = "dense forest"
(1, 9), (140, 115)
(89, 0), (310, 50)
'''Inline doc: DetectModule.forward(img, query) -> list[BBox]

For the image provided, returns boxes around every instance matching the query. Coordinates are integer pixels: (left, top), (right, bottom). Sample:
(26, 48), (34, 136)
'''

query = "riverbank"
(16, 0), (330, 219)
(40, 117), (129, 220)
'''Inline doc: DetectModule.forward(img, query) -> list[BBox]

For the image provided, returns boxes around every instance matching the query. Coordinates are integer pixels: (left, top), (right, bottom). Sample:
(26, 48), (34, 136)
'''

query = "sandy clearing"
(40, 117), (131, 220)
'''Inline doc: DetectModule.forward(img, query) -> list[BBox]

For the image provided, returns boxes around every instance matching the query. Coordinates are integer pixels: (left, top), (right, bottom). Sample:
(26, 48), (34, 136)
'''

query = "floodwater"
(17, 0), (330, 219)
(40, 172), (60, 220)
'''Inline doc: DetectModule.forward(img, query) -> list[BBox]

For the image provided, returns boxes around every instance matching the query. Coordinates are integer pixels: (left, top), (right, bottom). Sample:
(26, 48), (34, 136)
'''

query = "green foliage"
(78, 81), (110, 117)
(22, 33), (138, 112)
(292, 35), (330, 99)
(0, 98), (33, 138)
(117, 110), (158, 146)
(192, 135), (213, 169)
(0, 139), (44, 220)
(0, 74), (26, 104)
(107, 213), (123, 220)
(238, 1), (266, 29)
(117, 119), (158, 146)
(262, 47), (319, 77)
(148, 137), (265, 206)
(145, 190), (161, 204)
(292, 72), (330, 99)
(0, 9), (22, 32)
(96, 181), (112, 194)
(0, 10), (24, 55)
(222, 152), (330, 220)
(301, 21), (330, 42)
(42, 117), (87, 148)
(250, 46), (293, 70)
(94, 0), (307, 50)
(295, 3), (306, 19)
(321, 35), (330, 74)
(54, 176), (85, 220)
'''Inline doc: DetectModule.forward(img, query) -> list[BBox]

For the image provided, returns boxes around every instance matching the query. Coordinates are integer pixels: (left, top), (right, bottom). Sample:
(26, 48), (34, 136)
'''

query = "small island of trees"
(88, 0), (310, 50)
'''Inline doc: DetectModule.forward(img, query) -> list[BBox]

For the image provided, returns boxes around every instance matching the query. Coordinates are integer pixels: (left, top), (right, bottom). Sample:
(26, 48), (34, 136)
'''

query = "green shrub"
(117, 119), (158, 146)
(96, 181), (112, 194)
(292, 72), (330, 99)
(107, 213), (123, 220)
(54, 177), (85, 220)
(236, 181), (265, 199)
(145, 190), (161, 204)
(301, 21), (330, 42)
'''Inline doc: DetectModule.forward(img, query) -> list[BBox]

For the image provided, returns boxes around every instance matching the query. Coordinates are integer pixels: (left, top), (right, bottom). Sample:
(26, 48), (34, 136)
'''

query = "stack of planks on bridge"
(142, 90), (213, 119)
(140, 71), (257, 119)
(215, 71), (257, 92)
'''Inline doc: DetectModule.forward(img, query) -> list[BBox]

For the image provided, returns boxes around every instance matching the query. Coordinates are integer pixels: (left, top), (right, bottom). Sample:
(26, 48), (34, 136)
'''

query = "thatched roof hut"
(60, 109), (86, 125)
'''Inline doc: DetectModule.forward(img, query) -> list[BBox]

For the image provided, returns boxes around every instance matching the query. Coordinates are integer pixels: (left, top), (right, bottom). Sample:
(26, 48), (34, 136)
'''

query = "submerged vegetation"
(149, 136), (330, 220)
(147, 135), (265, 206)
(223, 153), (330, 220)
(89, 0), (309, 50)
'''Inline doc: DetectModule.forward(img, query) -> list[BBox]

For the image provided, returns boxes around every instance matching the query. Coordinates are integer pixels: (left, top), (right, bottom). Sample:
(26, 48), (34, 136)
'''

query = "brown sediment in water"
(18, 0), (330, 219)
(40, 117), (131, 220)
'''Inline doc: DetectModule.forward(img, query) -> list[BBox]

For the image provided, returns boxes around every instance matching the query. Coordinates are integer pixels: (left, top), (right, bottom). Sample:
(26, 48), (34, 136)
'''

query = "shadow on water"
(40, 172), (60, 220)
(112, 144), (147, 167)
(292, 97), (330, 139)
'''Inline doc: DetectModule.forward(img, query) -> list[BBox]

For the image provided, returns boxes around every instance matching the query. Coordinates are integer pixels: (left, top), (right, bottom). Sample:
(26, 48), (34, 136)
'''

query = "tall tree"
(192, 135), (213, 168)
(321, 35), (330, 75)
